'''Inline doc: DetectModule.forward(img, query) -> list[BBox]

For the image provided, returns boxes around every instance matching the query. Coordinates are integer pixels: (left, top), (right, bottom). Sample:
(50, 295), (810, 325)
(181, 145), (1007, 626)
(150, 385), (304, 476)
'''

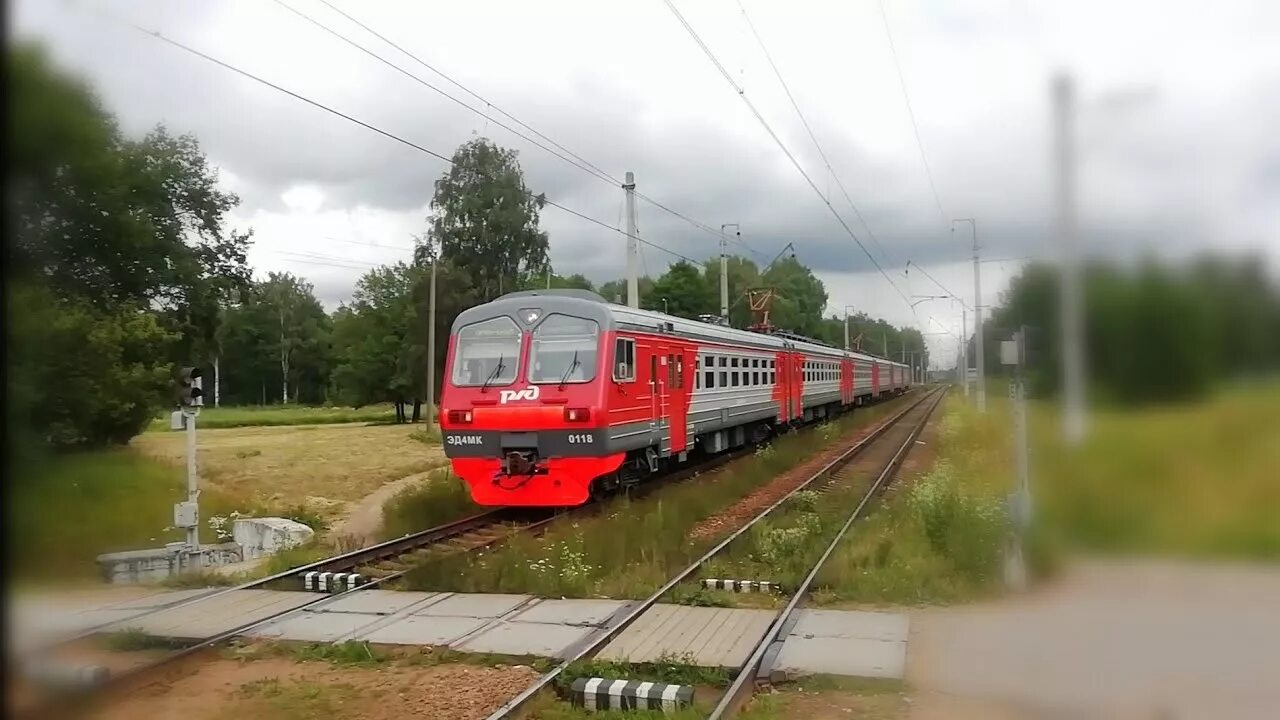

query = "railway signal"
(172, 365), (204, 570)
(176, 366), (204, 407)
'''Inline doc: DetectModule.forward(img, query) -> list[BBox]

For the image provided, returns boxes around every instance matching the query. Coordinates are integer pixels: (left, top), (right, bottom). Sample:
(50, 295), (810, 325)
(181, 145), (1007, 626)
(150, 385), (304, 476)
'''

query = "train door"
(663, 345), (689, 454)
(648, 351), (662, 447)
(871, 362), (881, 395)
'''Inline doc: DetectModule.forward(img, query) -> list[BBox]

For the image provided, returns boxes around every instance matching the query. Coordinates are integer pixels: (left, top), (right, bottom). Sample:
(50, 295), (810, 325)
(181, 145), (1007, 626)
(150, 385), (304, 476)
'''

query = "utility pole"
(546, 264), (551, 290)
(719, 224), (740, 323)
(623, 171), (639, 309)
(882, 331), (888, 357)
(1055, 73), (1086, 444)
(426, 260), (437, 426)
(842, 305), (856, 351)
(954, 218), (986, 412)
(961, 305), (969, 397)
(1001, 327), (1032, 590)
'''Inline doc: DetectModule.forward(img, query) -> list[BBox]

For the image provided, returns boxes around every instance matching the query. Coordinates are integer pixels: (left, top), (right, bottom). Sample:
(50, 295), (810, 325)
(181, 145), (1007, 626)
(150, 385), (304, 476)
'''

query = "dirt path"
(906, 557), (1280, 720)
(86, 656), (541, 720)
(328, 470), (439, 545)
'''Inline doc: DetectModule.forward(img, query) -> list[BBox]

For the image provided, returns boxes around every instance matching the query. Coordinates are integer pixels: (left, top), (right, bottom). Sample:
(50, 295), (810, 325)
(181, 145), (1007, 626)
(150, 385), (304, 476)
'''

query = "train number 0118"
(566, 433), (595, 444)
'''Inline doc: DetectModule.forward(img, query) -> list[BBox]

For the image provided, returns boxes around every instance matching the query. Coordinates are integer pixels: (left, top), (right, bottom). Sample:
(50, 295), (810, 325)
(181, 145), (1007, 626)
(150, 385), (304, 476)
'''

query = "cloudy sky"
(15, 0), (1280, 367)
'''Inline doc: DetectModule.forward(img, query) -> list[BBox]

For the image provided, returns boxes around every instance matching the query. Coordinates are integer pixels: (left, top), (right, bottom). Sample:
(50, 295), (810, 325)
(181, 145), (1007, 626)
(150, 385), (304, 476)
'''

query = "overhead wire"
(876, 0), (948, 228)
(91, 9), (702, 269)
(734, 0), (890, 264)
(660, 0), (913, 309)
(292, 0), (763, 261)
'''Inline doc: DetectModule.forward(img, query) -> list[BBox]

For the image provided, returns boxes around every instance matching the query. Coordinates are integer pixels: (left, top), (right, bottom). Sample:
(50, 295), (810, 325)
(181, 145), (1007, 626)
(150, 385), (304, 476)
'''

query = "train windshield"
(527, 314), (599, 384)
(451, 317), (521, 387)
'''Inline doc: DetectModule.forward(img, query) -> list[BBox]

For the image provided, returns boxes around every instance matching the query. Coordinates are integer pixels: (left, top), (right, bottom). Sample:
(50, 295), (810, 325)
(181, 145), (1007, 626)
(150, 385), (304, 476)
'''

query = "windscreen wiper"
(557, 350), (581, 391)
(480, 356), (506, 393)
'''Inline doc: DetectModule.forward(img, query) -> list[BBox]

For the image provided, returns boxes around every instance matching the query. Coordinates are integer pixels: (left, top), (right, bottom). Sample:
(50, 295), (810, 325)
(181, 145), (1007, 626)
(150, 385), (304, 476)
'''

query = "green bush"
(8, 282), (176, 450)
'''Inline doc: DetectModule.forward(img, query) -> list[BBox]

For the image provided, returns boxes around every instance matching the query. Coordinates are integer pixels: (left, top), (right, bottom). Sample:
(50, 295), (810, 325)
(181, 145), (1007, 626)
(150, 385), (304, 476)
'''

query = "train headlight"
(564, 408), (591, 422)
(447, 409), (474, 424)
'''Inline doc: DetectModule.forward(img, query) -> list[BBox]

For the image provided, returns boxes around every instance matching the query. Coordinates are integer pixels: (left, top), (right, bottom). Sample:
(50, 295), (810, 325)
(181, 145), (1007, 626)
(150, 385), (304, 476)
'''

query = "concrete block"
(97, 543), (242, 584)
(233, 517), (315, 560)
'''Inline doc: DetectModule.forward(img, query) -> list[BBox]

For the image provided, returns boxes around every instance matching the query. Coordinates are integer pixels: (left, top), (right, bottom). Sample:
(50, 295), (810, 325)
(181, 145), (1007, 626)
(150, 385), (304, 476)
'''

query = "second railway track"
(486, 385), (948, 719)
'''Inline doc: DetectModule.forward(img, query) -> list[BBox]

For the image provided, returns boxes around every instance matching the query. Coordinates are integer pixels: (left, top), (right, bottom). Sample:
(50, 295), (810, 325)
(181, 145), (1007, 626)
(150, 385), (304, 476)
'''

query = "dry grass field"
(131, 422), (446, 521)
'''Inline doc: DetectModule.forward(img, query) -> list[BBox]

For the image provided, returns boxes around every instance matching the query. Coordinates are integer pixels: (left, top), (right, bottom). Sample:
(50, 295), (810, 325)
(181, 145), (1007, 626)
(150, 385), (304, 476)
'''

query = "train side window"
(731, 372), (740, 387)
(650, 355), (659, 387)
(675, 354), (685, 389)
(667, 354), (676, 387)
(753, 371), (760, 385)
(705, 369), (716, 388)
(719, 356), (727, 367)
(613, 338), (636, 382)
(719, 370), (728, 386)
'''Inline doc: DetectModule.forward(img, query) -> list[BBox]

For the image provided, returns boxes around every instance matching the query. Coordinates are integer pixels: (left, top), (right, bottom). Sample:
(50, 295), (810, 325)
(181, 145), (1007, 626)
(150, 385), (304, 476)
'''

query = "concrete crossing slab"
(99, 588), (219, 611)
(508, 599), (631, 626)
(455, 621), (596, 658)
(412, 593), (531, 618)
(597, 604), (778, 668)
(112, 589), (317, 640)
(361, 615), (491, 646)
(315, 590), (438, 615)
(772, 609), (909, 680)
(251, 610), (384, 643)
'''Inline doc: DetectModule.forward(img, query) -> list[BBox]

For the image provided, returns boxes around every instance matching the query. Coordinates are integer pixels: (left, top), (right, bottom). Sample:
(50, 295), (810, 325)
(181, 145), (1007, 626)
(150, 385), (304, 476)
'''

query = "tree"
(331, 263), (420, 419)
(762, 256), (829, 336)
(7, 283), (176, 450)
(702, 256), (762, 327)
(598, 276), (655, 305)
(259, 273), (327, 404)
(6, 42), (252, 448)
(646, 261), (716, 318)
(429, 138), (549, 301)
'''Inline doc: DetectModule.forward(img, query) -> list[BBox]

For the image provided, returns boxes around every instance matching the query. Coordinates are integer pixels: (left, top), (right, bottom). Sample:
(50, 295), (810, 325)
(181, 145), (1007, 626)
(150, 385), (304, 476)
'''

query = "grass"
(144, 403), (405, 431)
(559, 655), (729, 689)
(101, 627), (186, 652)
(402, 398), (910, 598)
(10, 417), (446, 580)
(131, 421), (446, 515)
(8, 449), (245, 580)
(379, 467), (481, 540)
(811, 378), (1280, 607)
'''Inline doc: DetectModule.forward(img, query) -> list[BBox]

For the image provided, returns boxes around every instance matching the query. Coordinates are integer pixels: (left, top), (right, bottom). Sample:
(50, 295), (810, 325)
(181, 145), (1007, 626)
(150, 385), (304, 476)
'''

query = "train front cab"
(440, 300), (623, 506)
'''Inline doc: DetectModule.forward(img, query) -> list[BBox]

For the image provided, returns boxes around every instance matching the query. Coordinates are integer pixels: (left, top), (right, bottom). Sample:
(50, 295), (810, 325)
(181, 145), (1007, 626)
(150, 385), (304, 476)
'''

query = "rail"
(485, 386), (946, 719)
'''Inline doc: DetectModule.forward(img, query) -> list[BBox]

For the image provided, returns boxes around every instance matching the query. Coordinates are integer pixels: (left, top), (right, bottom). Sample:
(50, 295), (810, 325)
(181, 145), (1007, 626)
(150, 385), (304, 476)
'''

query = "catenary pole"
(624, 171), (639, 308)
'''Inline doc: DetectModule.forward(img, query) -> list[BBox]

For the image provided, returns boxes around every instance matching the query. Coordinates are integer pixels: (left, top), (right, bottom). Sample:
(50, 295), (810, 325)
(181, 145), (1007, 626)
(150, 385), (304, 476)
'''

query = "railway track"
(486, 385), (948, 719)
(14, 388), (928, 719)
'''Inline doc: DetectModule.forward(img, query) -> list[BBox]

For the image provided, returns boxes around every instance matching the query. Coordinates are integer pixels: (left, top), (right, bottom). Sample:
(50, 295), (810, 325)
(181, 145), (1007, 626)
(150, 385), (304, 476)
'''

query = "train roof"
(453, 289), (908, 368)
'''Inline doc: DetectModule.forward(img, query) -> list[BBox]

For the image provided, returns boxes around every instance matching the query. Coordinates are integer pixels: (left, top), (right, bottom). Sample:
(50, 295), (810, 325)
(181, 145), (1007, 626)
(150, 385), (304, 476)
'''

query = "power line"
(661, 0), (912, 308)
(906, 260), (969, 310)
(95, 10), (702, 271)
(877, 0), (947, 226)
(289, 0), (762, 261)
(734, 0), (890, 263)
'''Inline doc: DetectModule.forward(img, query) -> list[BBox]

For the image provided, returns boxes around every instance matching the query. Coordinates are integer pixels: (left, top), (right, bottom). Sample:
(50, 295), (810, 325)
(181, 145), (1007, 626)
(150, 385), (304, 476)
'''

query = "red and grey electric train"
(439, 289), (911, 507)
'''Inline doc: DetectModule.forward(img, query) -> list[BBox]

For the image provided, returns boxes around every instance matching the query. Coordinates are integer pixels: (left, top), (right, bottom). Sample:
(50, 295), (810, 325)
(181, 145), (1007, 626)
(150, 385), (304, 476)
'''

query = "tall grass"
(380, 467), (480, 540)
(812, 380), (1280, 606)
(144, 403), (405, 431)
(9, 449), (245, 580)
(403, 399), (908, 598)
